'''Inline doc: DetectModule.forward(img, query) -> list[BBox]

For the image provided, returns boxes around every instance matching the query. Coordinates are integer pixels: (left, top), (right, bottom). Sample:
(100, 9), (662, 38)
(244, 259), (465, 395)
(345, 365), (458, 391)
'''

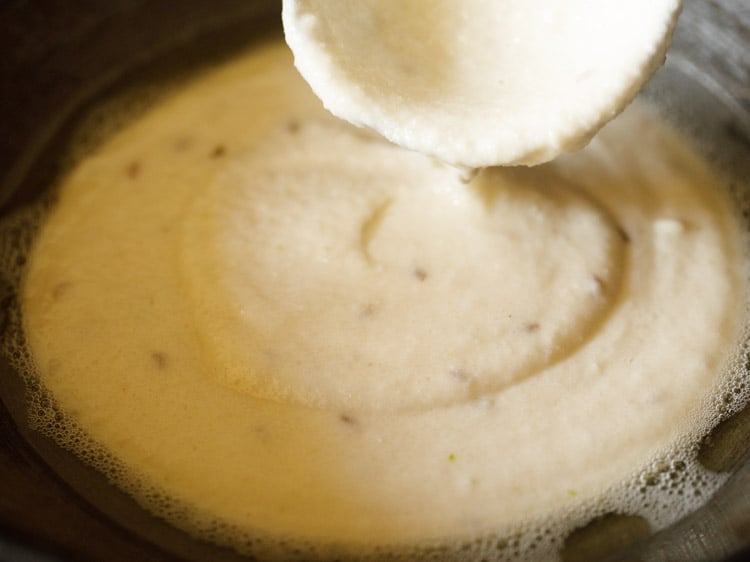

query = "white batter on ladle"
(282, 0), (682, 167)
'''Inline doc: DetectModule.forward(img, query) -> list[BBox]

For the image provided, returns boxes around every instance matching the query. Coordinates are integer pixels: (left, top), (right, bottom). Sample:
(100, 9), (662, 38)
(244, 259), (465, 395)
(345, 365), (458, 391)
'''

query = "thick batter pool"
(13, 42), (749, 560)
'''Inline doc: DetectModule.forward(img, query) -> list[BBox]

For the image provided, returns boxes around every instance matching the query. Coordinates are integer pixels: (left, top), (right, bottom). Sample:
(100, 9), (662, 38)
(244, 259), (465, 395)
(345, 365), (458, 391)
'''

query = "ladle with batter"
(282, 0), (682, 167)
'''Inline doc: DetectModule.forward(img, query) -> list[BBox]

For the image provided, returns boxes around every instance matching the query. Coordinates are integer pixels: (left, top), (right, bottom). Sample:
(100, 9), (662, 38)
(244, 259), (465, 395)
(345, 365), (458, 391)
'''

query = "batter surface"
(20, 43), (745, 555)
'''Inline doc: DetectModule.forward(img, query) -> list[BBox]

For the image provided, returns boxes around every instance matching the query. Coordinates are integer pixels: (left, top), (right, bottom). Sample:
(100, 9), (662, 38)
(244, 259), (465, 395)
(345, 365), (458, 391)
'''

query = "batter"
(16, 42), (746, 559)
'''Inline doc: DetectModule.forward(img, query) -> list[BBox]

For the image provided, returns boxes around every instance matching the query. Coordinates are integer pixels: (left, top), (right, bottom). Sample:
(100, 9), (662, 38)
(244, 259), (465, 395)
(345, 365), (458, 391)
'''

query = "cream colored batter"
(19, 42), (745, 557)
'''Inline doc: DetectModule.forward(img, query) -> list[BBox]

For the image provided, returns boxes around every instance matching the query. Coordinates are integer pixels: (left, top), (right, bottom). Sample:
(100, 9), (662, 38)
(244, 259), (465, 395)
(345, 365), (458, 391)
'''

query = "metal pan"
(0, 1), (749, 560)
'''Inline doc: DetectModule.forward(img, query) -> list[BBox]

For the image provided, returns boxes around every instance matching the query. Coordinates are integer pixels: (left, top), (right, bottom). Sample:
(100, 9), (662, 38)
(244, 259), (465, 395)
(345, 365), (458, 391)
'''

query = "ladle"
(282, 0), (682, 167)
